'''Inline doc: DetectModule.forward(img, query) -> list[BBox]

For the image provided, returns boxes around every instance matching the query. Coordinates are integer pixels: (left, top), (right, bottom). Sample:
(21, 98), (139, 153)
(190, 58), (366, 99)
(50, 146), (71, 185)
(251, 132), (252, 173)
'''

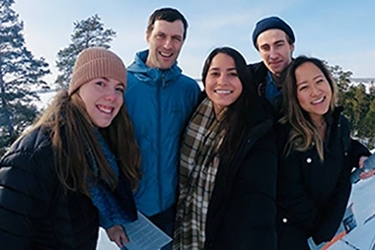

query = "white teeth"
(312, 97), (324, 104)
(97, 105), (112, 114)
(215, 90), (232, 94)
(160, 52), (172, 57)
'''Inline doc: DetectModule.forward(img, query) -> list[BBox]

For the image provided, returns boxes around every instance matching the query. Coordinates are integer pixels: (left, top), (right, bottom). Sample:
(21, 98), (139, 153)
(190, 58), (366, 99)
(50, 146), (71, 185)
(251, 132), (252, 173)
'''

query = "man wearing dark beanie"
(248, 16), (295, 117)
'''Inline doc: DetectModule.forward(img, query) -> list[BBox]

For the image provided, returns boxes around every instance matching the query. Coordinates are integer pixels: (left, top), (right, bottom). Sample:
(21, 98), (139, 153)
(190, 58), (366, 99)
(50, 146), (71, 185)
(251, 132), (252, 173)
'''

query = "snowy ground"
(36, 91), (375, 250)
(328, 177), (375, 250)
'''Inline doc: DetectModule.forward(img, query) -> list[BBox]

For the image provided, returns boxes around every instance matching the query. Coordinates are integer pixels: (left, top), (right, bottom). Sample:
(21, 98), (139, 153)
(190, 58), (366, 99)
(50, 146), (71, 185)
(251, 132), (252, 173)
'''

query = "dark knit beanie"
(252, 16), (295, 49)
(69, 47), (126, 95)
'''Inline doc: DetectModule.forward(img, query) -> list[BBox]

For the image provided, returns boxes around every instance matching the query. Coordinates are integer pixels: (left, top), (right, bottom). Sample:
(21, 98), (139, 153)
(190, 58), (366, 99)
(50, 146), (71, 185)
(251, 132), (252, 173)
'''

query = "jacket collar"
(127, 50), (182, 85)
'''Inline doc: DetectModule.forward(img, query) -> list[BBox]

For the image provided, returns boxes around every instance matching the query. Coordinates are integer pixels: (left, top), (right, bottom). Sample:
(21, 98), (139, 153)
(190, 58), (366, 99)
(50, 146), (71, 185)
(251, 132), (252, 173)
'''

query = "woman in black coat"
(173, 47), (278, 250)
(276, 56), (370, 249)
(0, 47), (141, 249)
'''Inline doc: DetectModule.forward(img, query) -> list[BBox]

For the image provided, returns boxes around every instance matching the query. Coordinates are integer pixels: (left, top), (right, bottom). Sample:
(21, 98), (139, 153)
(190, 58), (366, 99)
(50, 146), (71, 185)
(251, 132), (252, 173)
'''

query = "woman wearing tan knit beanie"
(0, 47), (141, 249)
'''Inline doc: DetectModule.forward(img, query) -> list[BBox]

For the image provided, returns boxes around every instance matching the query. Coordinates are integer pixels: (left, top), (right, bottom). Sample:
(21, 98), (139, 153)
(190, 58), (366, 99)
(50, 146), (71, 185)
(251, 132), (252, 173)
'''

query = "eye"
(209, 71), (220, 76)
(95, 81), (105, 87)
(260, 45), (270, 52)
(229, 72), (238, 77)
(156, 33), (165, 39)
(172, 36), (182, 42)
(298, 85), (308, 91)
(115, 86), (125, 93)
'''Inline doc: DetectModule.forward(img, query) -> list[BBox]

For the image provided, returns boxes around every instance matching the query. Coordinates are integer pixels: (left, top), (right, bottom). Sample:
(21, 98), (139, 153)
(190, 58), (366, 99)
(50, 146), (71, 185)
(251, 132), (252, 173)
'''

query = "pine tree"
(55, 14), (116, 88)
(0, 0), (50, 155)
(328, 64), (352, 106)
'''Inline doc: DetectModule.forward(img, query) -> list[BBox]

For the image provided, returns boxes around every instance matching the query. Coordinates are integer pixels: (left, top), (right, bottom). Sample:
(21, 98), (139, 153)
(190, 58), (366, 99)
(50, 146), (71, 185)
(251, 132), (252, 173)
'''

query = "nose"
(104, 88), (117, 102)
(218, 74), (229, 86)
(164, 38), (172, 49)
(269, 46), (279, 59)
(310, 84), (321, 96)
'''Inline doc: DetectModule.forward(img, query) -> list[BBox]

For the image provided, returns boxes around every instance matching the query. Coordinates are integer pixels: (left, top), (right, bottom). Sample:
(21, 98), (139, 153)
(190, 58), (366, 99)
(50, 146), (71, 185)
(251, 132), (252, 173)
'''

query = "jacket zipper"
(157, 72), (165, 210)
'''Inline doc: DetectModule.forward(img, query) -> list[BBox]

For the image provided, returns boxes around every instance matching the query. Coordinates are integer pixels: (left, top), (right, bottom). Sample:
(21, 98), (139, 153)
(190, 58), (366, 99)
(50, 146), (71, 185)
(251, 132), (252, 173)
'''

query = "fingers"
(359, 169), (375, 179)
(114, 236), (124, 248)
(359, 156), (368, 168)
(105, 225), (129, 248)
(115, 231), (129, 247)
(121, 233), (130, 244)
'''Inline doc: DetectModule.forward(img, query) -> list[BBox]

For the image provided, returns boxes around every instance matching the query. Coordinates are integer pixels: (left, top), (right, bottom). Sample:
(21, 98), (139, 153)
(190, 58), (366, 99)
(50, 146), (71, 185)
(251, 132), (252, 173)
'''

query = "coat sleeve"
(215, 130), (278, 250)
(277, 152), (319, 228)
(349, 139), (371, 166)
(311, 165), (351, 244)
(311, 139), (369, 244)
(0, 147), (56, 249)
(312, 160), (351, 245)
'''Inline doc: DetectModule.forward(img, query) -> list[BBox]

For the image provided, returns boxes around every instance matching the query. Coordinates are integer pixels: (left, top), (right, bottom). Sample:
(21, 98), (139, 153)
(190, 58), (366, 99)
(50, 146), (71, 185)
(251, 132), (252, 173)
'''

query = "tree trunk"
(0, 73), (14, 137)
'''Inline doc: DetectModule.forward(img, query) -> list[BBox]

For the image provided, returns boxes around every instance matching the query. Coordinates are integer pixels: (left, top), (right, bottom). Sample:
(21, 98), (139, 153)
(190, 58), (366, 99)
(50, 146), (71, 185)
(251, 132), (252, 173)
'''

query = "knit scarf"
(86, 129), (137, 229)
(174, 98), (226, 250)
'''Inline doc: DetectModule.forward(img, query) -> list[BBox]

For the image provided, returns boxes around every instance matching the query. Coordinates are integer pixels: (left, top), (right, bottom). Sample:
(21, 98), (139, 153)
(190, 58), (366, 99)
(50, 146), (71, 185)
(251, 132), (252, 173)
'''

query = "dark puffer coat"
(0, 127), (99, 249)
(277, 108), (370, 249)
(204, 119), (278, 250)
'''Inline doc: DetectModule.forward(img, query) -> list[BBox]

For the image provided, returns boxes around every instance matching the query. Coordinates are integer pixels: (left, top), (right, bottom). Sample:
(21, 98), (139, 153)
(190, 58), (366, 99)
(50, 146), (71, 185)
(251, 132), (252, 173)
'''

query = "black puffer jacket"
(204, 118), (277, 250)
(0, 127), (99, 249)
(277, 108), (370, 248)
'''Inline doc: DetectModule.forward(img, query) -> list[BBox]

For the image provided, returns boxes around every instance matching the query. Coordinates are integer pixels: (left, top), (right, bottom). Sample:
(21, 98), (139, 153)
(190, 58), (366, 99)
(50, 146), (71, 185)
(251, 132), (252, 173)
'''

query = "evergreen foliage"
(55, 14), (116, 88)
(0, 0), (50, 154)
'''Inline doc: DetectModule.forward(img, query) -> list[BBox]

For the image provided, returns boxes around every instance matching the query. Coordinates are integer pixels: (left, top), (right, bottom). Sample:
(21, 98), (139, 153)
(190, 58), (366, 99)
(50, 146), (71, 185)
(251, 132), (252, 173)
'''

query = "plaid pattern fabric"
(174, 98), (225, 250)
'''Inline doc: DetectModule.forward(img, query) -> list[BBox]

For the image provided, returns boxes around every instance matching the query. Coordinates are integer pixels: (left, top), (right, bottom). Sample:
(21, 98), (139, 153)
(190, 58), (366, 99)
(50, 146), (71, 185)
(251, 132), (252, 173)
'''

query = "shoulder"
(178, 74), (201, 92)
(247, 61), (267, 76)
(330, 108), (351, 137)
(1, 127), (54, 172)
(275, 122), (291, 152)
(243, 119), (277, 154)
(338, 114), (350, 129)
(126, 70), (142, 85)
(0, 127), (56, 201)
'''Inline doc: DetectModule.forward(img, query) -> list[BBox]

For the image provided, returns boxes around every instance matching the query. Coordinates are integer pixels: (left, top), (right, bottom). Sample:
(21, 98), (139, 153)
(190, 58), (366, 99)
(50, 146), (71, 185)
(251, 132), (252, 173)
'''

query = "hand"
(360, 168), (375, 180)
(105, 224), (129, 248)
(358, 156), (368, 168)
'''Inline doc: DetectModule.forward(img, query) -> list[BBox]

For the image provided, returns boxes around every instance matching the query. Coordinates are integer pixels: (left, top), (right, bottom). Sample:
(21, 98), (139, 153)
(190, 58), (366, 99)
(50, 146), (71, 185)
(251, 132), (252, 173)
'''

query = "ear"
(290, 43), (295, 54)
(145, 30), (150, 43)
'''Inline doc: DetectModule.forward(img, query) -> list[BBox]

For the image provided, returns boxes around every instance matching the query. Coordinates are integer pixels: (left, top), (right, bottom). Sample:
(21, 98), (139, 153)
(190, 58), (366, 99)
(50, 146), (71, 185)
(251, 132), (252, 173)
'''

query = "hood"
(127, 50), (182, 84)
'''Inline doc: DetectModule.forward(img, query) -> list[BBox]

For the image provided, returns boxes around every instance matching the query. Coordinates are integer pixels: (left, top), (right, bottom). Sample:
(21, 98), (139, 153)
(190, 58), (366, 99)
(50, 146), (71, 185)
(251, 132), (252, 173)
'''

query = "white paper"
(308, 177), (375, 249)
(122, 211), (172, 250)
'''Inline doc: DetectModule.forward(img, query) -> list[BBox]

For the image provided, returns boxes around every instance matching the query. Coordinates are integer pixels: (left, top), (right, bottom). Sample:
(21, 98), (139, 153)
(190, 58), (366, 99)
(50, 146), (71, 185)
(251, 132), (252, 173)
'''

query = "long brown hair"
(29, 90), (141, 196)
(280, 56), (338, 160)
(201, 47), (272, 164)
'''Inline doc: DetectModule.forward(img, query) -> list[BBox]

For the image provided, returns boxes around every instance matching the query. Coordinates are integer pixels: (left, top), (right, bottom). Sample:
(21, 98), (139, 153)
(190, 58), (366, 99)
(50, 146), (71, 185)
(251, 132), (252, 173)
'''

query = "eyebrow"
(209, 67), (236, 71)
(296, 74), (324, 86)
(274, 39), (285, 45)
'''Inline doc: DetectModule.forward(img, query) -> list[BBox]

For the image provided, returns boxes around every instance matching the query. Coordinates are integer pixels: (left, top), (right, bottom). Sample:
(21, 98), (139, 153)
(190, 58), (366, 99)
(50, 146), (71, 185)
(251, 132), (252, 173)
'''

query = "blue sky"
(13, 0), (375, 84)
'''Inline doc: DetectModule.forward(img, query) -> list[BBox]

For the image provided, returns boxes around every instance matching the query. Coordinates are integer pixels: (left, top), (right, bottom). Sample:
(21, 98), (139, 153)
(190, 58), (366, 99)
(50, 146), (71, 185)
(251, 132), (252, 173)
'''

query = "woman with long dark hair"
(174, 47), (277, 250)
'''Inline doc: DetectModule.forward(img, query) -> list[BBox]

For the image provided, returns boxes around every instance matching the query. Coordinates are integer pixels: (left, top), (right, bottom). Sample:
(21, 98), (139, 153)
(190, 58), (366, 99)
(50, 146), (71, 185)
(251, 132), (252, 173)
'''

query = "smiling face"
(145, 20), (184, 70)
(78, 77), (125, 128)
(257, 29), (294, 76)
(295, 62), (332, 123)
(204, 53), (243, 115)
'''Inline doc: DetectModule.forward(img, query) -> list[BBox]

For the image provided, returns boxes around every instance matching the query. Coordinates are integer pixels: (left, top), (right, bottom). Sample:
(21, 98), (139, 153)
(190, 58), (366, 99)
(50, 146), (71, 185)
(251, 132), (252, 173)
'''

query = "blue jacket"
(125, 50), (200, 216)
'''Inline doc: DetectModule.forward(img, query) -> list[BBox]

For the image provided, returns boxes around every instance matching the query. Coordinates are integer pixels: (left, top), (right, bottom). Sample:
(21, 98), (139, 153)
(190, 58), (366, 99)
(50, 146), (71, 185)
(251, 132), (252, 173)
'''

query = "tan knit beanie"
(68, 47), (126, 95)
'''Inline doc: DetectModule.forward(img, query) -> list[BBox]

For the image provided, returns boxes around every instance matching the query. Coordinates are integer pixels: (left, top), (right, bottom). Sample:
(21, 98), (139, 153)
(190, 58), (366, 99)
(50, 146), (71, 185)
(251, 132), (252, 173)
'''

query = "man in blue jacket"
(124, 7), (200, 248)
